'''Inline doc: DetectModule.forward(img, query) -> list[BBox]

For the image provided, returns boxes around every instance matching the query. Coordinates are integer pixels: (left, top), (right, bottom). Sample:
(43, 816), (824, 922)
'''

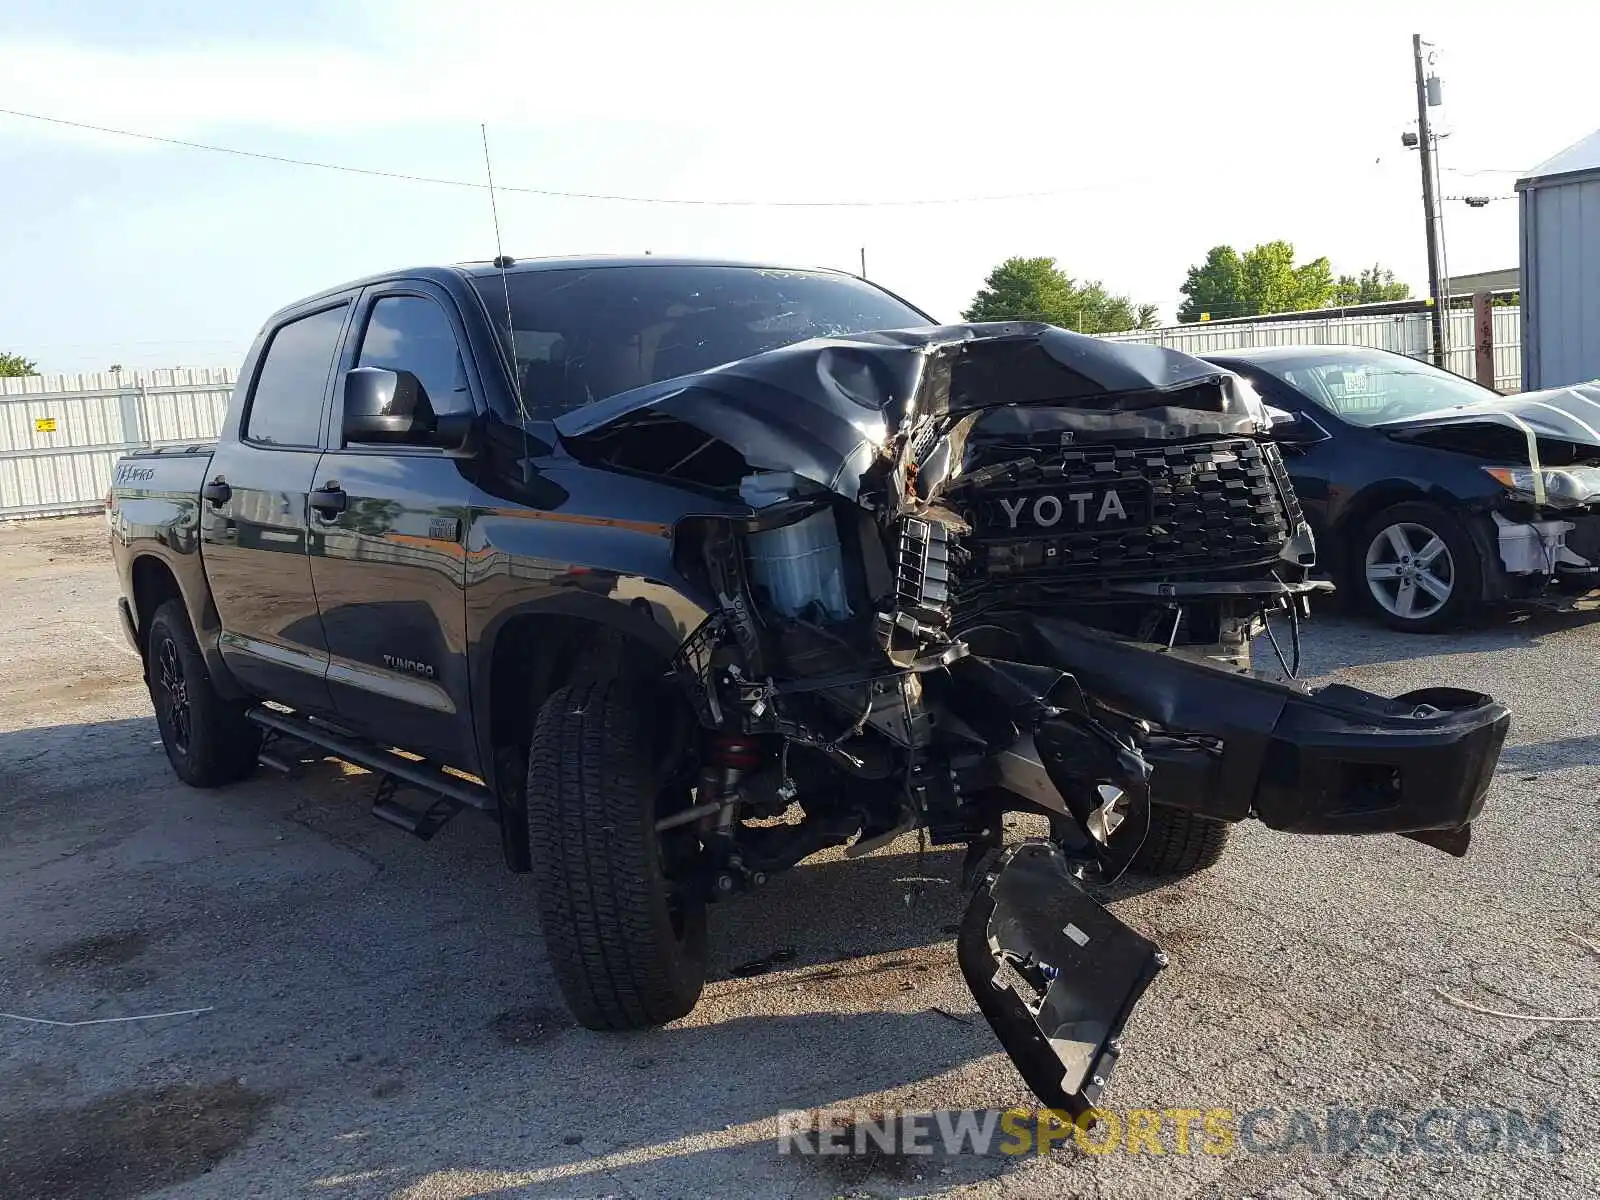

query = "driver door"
(307, 283), (480, 771)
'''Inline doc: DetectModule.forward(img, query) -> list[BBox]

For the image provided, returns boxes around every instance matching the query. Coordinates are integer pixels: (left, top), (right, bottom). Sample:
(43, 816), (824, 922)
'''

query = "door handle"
(201, 478), (232, 507)
(309, 484), (347, 517)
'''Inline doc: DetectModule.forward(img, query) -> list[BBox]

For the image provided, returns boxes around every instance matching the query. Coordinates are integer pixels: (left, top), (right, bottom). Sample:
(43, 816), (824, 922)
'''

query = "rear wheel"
(1352, 501), (1481, 633)
(1130, 805), (1230, 876)
(525, 676), (706, 1029)
(145, 600), (261, 787)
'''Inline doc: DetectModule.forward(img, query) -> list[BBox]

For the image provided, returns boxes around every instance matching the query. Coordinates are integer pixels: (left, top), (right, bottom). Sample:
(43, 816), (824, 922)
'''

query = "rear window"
(246, 305), (347, 446)
(470, 265), (928, 420)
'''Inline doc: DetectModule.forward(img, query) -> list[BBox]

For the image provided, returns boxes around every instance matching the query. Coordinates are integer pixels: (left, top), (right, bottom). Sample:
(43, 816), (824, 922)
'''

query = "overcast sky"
(1, 0), (1592, 372)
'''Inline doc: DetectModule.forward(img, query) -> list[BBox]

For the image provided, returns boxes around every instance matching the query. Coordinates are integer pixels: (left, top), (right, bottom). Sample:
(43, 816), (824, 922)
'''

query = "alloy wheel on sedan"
(1364, 521), (1454, 621)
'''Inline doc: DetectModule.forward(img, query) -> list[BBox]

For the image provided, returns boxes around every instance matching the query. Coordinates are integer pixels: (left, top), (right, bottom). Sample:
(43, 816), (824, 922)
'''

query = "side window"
(356, 296), (472, 417)
(246, 305), (347, 447)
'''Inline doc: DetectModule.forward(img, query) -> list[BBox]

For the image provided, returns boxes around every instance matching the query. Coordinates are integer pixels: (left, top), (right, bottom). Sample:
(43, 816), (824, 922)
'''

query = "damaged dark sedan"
(109, 258), (1511, 1116)
(1210, 345), (1600, 631)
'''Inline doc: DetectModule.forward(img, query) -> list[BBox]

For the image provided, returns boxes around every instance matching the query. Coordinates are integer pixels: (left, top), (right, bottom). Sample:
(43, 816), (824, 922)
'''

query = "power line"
(6, 103), (1527, 213)
(0, 105), (1094, 208)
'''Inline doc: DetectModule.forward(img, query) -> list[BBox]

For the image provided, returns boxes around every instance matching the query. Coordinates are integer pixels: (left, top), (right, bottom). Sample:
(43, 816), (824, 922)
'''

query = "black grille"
(963, 437), (1294, 583)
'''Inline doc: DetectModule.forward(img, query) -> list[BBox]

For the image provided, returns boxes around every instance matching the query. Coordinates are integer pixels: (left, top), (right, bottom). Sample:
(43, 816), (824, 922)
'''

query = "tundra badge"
(383, 654), (437, 679)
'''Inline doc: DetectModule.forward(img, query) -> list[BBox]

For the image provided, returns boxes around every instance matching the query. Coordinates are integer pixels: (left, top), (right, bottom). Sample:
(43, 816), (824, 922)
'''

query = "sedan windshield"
(470, 264), (930, 420)
(1246, 349), (1499, 427)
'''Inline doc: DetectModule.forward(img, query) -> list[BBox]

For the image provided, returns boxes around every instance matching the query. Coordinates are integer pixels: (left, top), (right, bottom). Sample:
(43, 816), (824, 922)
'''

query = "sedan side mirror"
(342, 367), (473, 449)
(1265, 406), (1331, 446)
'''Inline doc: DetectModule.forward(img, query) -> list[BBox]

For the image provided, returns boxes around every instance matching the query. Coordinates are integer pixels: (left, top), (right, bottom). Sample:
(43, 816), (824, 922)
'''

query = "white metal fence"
(0, 368), (236, 519)
(1101, 305), (1523, 395)
(0, 305), (1528, 520)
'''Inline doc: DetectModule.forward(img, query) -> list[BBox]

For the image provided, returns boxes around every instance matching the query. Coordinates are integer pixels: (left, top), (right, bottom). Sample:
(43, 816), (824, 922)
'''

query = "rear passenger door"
(203, 300), (351, 715)
(307, 284), (479, 770)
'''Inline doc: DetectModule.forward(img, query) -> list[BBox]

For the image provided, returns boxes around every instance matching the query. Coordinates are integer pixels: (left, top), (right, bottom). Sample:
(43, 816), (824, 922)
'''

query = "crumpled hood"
(554, 322), (1257, 503)
(1378, 381), (1600, 458)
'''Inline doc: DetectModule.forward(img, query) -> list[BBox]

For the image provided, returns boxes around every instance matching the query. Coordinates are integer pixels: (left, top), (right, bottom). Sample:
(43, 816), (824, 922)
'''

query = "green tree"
(1176, 246), (1245, 324)
(1178, 242), (1342, 322)
(963, 256), (1158, 334)
(0, 351), (38, 377)
(1333, 264), (1412, 306)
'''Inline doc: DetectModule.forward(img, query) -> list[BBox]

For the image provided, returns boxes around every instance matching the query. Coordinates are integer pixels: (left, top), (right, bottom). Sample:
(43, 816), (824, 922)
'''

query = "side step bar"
(245, 706), (497, 840)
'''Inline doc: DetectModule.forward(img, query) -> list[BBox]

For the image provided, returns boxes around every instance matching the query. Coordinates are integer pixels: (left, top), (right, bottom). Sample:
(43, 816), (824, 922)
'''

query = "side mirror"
(343, 367), (434, 444)
(1265, 406), (1330, 446)
(342, 367), (474, 449)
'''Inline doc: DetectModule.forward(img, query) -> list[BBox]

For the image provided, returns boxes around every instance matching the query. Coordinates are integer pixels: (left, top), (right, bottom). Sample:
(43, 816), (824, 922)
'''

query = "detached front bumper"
(1020, 616), (1510, 840)
(957, 616), (1510, 1116)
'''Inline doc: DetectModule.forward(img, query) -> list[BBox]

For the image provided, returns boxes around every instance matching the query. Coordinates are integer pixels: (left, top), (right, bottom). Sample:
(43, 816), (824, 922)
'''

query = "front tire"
(1130, 805), (1230, 876)
(525, 677), (706, 1030)
(1352, 501), (1482, 633)
(145, 600), (261, 787)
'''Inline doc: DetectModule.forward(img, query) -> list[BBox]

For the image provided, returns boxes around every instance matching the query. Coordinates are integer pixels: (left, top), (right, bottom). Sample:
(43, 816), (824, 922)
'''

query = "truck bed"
(118, 442), (218, 459)
(109, 444), (217, 649)
(111, 444), (214, 497)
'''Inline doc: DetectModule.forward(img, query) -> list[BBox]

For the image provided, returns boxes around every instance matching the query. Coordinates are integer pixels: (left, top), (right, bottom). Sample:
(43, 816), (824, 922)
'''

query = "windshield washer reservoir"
(746, 510), (853, 621)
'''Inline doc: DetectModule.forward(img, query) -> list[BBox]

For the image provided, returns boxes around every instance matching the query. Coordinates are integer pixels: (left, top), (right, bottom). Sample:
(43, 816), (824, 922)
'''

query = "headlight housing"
(1483, 465), (1600, 508)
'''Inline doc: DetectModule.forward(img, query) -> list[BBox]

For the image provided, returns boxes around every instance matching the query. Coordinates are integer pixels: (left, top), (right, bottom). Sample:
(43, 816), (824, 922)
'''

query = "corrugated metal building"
(1518, 129), (1600, 390)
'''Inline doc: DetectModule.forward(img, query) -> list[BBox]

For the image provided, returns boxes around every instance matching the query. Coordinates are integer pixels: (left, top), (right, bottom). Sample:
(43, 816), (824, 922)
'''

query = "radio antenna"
(480, 123), (530, 427)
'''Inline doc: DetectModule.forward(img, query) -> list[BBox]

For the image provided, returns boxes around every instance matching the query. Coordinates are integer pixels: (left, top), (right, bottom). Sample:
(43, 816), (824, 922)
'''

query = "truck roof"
(276, 256), (853, 319)
(457, 254), (844, 278)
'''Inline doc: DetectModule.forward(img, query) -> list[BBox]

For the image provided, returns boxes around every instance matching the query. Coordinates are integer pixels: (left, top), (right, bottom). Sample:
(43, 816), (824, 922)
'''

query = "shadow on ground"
(0, 714), (1055, 1198)
(1495, 733), (1600, 774)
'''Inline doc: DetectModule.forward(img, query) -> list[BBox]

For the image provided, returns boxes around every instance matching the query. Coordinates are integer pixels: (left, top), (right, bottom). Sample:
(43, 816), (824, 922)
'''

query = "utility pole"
(1413, 33), (1447, 368)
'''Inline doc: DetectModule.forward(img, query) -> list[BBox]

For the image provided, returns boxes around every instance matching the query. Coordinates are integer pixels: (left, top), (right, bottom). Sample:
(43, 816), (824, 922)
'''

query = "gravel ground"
(0, 515), (1595, 1200)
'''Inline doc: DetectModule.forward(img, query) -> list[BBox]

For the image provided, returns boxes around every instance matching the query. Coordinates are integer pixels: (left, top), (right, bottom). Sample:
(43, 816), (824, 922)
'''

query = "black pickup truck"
(109, 257), (1509, 1113)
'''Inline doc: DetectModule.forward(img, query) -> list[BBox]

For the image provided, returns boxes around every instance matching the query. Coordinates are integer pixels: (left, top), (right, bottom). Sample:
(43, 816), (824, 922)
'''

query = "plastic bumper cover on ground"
(957, 840), (1164, 1116)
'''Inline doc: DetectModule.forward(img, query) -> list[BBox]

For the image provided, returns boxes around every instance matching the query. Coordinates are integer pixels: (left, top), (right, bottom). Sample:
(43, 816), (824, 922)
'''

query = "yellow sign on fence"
(34, 417), (57, 433)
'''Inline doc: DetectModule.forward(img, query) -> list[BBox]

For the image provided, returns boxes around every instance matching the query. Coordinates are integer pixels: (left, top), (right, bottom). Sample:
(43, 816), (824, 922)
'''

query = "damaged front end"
(1381, 382), (1600, 604)
(556, 322), (1510, 1112)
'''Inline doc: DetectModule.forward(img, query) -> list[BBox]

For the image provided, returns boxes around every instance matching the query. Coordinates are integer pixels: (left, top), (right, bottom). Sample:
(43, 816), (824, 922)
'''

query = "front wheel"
(525, 677), (707, 1030)
(1129, 805), (1230, 877)
(1352, 501), (1482, 633)
(145, 600), (261, 787)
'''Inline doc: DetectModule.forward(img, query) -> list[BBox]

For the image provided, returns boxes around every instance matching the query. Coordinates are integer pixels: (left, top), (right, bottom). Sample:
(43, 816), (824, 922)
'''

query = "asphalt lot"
(0, 514), (1596, 1200)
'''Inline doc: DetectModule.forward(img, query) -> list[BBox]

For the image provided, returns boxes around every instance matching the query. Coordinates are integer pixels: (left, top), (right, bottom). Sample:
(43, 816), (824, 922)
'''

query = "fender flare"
(127, 547), (249, 699)
(470, 587), (692, 793)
